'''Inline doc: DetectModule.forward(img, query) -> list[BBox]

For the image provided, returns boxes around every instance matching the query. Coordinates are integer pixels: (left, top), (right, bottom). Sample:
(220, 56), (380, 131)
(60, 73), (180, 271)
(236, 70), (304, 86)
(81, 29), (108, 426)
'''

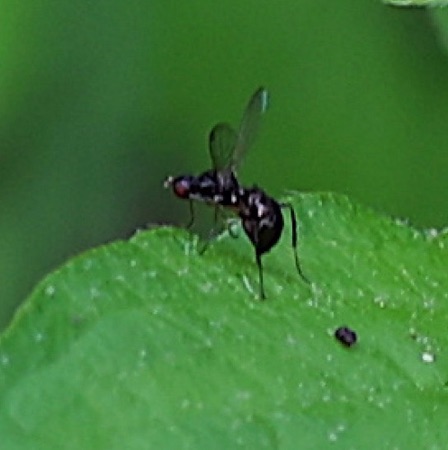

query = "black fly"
(164, 87), (309, 299)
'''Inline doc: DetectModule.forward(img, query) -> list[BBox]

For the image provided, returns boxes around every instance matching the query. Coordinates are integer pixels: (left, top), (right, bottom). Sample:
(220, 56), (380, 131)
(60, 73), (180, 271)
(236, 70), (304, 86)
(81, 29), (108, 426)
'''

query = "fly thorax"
(192, 171), (218, 200)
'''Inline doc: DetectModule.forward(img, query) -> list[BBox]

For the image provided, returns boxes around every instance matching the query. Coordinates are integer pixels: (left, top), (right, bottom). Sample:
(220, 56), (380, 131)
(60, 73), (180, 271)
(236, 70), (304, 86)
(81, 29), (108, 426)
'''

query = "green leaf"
(1, 192), (447, 449)
(384, 0), (448, 7)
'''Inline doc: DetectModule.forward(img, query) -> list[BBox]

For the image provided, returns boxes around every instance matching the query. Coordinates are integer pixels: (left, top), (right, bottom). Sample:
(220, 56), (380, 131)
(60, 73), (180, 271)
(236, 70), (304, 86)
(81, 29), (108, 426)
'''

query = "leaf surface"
(1, 193), (447, 449)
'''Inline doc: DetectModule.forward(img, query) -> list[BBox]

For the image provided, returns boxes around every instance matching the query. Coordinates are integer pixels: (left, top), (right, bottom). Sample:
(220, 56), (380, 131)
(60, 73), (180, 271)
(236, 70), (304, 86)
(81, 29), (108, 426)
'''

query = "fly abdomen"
(239, 187), (284, 255)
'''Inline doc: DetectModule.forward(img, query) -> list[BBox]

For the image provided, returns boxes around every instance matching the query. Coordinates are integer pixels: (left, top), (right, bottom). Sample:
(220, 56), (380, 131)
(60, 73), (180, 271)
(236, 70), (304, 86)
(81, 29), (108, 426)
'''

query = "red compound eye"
(172, 178), (191, 199)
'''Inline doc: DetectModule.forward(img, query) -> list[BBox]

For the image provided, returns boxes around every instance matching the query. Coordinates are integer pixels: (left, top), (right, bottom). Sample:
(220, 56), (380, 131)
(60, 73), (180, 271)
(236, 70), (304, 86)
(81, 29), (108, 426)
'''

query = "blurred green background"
(1, 0), (448, 330)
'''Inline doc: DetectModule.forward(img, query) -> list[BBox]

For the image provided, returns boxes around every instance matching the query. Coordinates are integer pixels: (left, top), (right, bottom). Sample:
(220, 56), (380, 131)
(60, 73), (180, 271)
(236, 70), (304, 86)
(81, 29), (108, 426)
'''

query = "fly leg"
(185, 200), (195, 230)
(280, 202), (310, 284)
(246, 220), (266, 300)
(256, 250), (266, 300)
(197, 205), (226, 255)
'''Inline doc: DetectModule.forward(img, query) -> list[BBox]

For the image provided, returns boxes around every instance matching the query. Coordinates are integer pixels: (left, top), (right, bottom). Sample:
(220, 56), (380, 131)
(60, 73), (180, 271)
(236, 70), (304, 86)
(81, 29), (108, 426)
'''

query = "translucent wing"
(209, 122), (238, 171)
(231, 87), (269, 170)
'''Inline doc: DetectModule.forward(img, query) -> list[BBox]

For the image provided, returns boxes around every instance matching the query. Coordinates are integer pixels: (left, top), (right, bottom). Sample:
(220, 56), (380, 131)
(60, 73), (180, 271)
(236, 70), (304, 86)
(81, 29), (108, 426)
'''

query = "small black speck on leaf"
(335, 326), (357, 347)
